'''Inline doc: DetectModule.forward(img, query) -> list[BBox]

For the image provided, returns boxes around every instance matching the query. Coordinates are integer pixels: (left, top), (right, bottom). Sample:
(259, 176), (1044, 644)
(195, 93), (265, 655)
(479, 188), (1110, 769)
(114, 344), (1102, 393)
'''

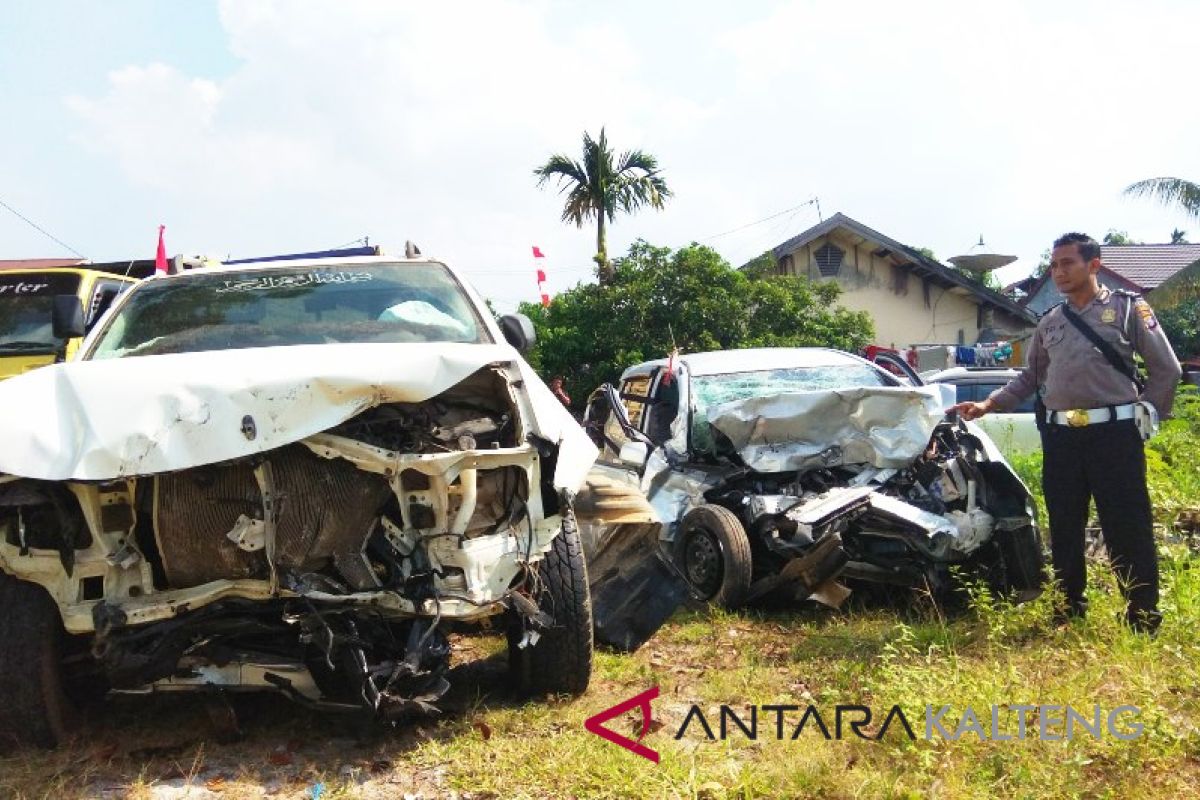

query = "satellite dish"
(947, 253), (1017, 273)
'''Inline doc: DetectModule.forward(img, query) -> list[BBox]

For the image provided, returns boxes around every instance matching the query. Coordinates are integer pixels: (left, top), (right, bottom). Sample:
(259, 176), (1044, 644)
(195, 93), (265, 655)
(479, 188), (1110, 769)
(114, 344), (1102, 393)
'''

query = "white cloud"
(58, 0), (1200, 308)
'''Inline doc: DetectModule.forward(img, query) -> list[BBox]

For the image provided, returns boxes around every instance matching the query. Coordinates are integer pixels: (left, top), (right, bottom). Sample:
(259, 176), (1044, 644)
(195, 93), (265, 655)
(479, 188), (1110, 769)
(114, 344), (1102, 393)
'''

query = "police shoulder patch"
(1134, 298), (1158, 330)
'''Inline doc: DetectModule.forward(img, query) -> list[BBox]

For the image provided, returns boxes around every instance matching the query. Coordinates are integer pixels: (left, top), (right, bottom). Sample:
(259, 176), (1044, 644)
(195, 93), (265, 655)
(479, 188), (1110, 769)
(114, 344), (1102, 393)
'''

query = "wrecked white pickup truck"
(0, 254), (597, 748)
(582, 348), (1044, 612)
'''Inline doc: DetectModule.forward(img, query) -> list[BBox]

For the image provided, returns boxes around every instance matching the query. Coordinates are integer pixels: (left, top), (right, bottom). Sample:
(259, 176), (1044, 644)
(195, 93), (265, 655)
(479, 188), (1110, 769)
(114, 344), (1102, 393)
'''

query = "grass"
(5, 558), (1200, 799)
(5, 392), (1200, 798)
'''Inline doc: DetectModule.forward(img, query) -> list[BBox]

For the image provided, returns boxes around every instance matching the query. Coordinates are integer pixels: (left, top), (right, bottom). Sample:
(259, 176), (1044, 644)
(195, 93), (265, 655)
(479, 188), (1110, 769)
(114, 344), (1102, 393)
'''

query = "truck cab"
(0, 266), (143, 380)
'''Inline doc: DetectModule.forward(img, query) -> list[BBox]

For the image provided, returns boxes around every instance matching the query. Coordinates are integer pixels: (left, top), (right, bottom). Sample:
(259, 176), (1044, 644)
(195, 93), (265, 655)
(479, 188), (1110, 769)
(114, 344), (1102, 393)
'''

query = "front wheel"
(508, 512), (593, 696)
(674, 504), (753, 609)
(0, 575), (76, 750)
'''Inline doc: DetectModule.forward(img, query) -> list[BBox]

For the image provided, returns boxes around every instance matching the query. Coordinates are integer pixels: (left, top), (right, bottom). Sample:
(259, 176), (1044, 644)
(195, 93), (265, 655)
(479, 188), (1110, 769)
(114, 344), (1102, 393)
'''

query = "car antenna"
(664, 324), (679, 386)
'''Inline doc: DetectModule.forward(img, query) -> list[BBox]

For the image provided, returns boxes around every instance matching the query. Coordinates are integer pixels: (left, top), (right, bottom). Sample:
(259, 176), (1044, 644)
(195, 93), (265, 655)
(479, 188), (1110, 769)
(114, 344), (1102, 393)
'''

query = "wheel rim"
(684, 528), (724, 598)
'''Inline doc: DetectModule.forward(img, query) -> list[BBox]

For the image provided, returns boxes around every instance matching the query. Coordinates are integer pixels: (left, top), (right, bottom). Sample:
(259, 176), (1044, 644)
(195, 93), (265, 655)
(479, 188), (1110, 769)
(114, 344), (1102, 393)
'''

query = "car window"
(618, 376), (651, 428)
(89, 263), (489, 358)
(88, 279), (132, 328)
(954, 383), (976, 404)
(597, 377), (650, 463)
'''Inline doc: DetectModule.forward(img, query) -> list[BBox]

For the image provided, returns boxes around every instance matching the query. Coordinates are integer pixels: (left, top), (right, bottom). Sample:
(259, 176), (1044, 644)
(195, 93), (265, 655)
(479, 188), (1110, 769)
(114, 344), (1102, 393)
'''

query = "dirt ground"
(1, 634), (519, 800)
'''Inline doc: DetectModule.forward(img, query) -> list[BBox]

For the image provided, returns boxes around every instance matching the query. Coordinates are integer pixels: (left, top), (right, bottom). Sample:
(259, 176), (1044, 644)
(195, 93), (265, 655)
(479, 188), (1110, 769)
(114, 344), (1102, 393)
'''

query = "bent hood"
(706, 385), (954, 473)
(0, 342), (597, 491)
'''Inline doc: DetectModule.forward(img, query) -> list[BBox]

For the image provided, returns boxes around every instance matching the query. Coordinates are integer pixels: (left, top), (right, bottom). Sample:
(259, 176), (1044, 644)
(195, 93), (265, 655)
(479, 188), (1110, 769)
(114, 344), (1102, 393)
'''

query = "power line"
(0, 196), (86, 258)
(699, 197), (820, 242)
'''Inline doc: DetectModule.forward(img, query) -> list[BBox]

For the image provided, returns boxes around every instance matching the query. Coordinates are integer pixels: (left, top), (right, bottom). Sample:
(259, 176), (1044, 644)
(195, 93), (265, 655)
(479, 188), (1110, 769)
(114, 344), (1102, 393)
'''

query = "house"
(768, 212), (1036, 351)
(1023, 243), (1200, 315)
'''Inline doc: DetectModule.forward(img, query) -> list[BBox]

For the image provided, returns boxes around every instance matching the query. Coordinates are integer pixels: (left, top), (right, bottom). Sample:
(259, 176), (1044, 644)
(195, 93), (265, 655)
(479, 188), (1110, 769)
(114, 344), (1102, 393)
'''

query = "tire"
(0, 574), (75, 750)
(508, 512), (593, 696)
(674, 504), (753, 609)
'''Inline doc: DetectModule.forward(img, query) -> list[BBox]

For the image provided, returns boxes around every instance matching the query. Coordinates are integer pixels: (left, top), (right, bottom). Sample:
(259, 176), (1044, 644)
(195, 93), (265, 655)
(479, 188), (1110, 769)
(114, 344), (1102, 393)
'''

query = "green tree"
(919, 244), (1002, 290)
(518, 241), (873, 405)
(533, 128), (672, 284)
(1171, 228), (1189, 244)
(1124, 177), (1200, 221)
(1035, 247), (1052, 277)
(1158, 295), (1200, 359)
(1103, 229), (1140, 245)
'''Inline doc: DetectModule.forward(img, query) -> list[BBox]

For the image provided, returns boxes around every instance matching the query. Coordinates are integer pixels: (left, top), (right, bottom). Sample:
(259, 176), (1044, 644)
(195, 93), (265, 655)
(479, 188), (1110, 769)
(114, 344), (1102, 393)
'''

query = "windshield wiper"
(0, 341), (57, 352)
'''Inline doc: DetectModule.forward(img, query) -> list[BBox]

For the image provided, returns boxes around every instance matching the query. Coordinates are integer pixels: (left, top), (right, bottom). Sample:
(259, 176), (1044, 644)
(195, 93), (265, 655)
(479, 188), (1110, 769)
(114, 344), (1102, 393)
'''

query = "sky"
(2, 0), (1198, 310)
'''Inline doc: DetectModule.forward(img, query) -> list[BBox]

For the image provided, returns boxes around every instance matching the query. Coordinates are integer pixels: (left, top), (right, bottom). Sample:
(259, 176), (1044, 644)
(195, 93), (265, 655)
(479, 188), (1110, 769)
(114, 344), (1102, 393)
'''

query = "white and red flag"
(155, 225), (169, 275)
(533, 246), (550, 307)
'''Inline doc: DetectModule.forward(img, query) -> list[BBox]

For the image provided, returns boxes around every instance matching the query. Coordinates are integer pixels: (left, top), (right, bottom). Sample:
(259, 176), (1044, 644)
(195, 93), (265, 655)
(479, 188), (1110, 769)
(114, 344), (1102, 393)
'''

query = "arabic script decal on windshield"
(214, 271), (374, 293)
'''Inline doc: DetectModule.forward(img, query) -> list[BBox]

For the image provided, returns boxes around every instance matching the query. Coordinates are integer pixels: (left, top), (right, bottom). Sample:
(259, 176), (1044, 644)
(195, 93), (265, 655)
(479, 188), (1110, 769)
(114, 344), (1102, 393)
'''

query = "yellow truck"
(0, 262), (150, 380)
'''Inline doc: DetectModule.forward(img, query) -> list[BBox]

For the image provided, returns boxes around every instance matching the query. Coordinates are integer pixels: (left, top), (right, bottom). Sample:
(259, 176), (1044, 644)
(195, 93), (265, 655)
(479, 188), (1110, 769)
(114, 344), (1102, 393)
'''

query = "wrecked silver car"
(0, 255), (597, 748)
(583, 348), (1044, 611)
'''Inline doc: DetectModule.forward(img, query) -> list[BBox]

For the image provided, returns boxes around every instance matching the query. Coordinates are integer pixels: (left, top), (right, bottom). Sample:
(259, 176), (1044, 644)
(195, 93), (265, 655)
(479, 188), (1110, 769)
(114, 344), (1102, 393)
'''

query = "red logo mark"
(584, 686), (660, 763)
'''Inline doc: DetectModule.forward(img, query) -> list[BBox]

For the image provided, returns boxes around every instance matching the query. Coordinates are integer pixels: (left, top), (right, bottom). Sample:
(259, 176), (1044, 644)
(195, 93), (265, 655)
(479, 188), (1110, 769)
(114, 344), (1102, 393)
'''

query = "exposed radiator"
(153, 445), (391, 589)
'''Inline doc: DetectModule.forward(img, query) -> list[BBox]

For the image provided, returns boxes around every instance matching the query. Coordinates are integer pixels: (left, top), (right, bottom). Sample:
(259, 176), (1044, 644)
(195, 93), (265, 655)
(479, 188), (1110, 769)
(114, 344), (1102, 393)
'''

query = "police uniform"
(987, 287), (1181, 630)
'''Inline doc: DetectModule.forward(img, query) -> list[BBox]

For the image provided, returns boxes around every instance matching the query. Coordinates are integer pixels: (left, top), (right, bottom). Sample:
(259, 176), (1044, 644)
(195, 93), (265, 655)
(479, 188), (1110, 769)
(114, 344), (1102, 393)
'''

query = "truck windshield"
(90, 262), (490, 359)
(0, 273), (81, 355)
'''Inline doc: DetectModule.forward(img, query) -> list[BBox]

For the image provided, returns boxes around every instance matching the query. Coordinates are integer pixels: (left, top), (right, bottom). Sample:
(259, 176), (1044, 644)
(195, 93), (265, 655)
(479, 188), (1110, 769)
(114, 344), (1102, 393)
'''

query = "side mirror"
(52, 295), (86, 340)
(618, 441), (649, 468)
(498, 313), (536, 353)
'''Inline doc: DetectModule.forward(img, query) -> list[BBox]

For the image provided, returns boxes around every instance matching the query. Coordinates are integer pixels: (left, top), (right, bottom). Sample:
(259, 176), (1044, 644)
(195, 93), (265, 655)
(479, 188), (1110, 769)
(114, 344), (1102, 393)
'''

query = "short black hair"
(1053, 232), (1101, 262)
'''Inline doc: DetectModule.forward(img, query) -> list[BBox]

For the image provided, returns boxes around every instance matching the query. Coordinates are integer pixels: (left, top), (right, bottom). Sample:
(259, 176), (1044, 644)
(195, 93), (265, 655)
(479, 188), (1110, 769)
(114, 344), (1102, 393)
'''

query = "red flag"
(536, 269), (547, 283)
(155, 225), (168, 275)
(532, 246), (545, 258)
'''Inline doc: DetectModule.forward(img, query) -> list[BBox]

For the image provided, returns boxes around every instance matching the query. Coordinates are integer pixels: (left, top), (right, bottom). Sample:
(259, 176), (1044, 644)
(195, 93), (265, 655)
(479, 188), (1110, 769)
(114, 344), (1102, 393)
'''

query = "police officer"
(953, 232), (1181, 632)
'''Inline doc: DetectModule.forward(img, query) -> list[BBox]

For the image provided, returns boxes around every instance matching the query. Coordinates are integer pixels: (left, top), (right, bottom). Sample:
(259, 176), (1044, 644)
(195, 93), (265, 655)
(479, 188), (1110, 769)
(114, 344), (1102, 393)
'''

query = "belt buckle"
(1066, 408), (1089, 428)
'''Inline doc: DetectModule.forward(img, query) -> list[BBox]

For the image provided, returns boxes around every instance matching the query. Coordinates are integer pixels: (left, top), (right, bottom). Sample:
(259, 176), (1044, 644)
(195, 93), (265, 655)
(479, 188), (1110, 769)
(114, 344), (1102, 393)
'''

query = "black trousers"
(1041, 419), (1160, 629)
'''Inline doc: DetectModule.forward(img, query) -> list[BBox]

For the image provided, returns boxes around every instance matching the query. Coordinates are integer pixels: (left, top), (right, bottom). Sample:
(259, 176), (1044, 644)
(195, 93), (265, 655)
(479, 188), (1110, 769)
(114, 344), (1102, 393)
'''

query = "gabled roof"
(770, 212), (1036, 323)
(1100, 243), (1200, 290)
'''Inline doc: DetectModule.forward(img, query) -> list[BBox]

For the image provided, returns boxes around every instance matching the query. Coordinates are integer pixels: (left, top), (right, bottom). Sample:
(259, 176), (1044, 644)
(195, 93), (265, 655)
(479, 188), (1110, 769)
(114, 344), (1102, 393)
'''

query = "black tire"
(508, 512), (593, 696)
(0, 574), (75, 750)
(674, 504), (753, 609)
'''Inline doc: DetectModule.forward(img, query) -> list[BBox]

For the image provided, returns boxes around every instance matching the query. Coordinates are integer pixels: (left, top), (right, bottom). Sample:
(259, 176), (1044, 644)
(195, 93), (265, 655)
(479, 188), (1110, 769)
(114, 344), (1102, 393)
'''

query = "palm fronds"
(1124, 177), (1200, 221)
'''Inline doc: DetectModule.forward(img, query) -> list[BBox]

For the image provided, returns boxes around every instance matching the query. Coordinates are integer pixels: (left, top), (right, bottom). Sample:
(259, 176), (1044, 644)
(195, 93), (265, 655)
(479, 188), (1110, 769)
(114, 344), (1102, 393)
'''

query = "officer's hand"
(949, 399), (993, 421)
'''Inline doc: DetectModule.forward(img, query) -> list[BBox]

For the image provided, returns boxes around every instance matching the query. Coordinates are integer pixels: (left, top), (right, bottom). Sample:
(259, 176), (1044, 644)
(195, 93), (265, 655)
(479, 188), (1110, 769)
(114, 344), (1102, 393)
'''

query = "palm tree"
(1123, 177), (1200, 221)
(534, 128), (672, 284)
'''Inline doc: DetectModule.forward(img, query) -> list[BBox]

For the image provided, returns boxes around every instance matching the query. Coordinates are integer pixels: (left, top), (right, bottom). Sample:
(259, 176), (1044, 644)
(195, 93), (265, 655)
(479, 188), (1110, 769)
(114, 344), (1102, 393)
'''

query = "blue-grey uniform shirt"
(988, 287), (1182, 417)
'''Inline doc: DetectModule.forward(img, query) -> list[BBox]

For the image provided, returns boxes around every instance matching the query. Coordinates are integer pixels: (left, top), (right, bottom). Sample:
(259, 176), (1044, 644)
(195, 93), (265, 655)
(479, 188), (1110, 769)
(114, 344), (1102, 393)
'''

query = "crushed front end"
(0, 360), (593, 727)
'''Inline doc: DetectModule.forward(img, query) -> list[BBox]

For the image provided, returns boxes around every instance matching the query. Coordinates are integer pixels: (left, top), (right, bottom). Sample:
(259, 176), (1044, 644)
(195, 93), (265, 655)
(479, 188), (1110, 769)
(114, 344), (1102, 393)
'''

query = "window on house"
(814, 243), (844, 277)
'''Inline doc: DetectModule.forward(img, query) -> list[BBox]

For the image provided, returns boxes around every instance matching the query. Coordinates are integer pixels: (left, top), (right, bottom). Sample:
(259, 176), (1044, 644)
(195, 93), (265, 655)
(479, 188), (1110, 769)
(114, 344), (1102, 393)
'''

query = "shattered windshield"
(691, 364), (893, 451)
(0, 273), (81, 355)
(90, 262), (489, 359)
